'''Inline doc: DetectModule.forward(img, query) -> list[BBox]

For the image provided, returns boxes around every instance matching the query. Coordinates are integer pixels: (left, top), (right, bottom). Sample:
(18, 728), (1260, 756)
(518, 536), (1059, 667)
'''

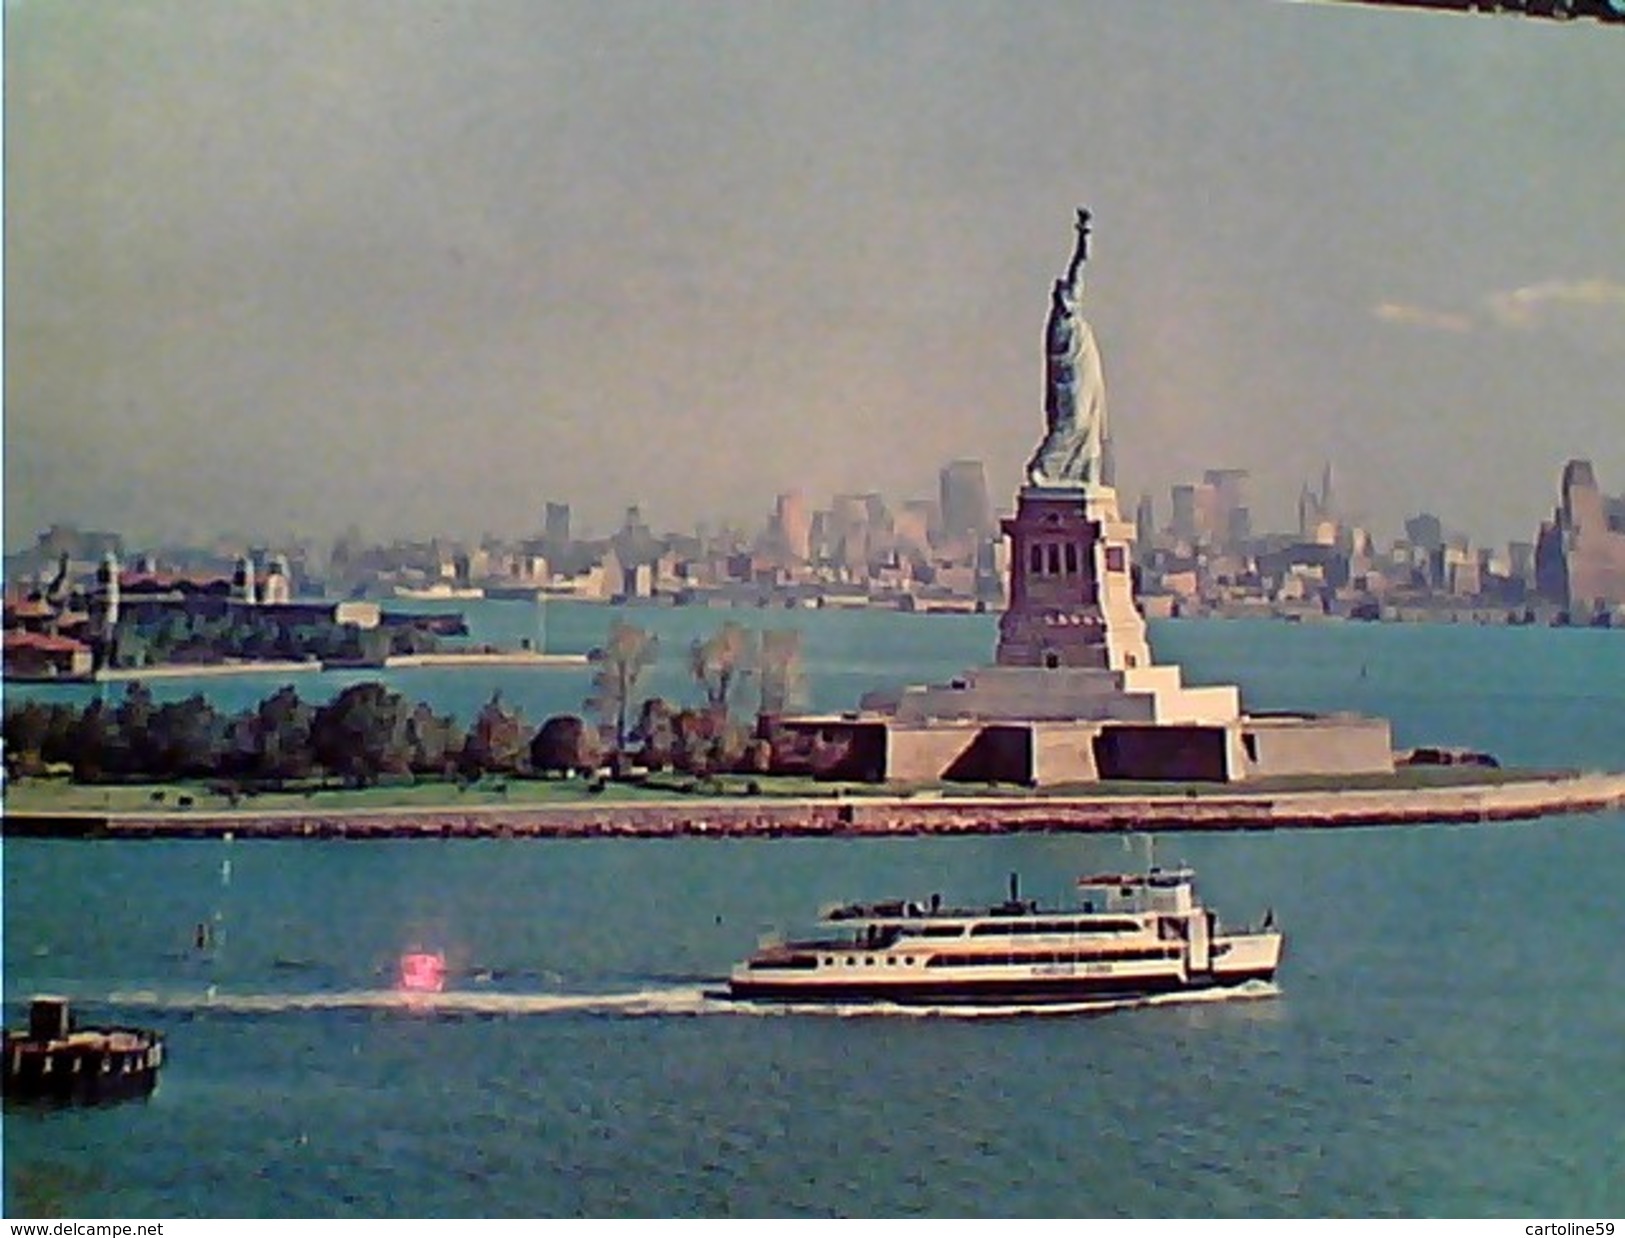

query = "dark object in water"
(1400, 746), (1500, 769)
(380, 610), (469, 637)
(4, 997), (164, 1106)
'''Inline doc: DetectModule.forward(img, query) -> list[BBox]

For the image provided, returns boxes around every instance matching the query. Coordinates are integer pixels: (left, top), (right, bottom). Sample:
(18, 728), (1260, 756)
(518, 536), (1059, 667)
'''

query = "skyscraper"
(774, 491), (812, 562)
(1537, 459), (1625, 611)
(1134, 492), (1155, 548)
(543, 502), (571, 547)
(1170, 484), (1199, 543)
(1404, 513), (1445, 552)
(1297, 483), (1318, 539)
(1202, 469), (1251, 546)
(938, 459), (992, 546)
(893, 499), (937, 558)
(831, 494), (874, 572)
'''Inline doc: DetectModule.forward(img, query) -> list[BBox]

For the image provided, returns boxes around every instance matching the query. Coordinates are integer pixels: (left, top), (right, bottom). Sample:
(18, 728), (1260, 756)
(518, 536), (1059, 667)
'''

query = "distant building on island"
(2, 629), (95, 680)
(0, 548), (470, 679)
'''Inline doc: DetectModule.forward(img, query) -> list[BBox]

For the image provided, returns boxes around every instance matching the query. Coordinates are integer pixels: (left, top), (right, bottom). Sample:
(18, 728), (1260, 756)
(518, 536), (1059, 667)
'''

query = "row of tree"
(5, 682), (496, 786)
(3, 622), (813, 787)
(586, 620), (805, 747)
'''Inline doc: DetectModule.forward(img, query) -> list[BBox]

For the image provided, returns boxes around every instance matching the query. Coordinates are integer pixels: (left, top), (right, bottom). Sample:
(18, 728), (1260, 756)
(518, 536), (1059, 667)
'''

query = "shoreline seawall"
(7, 772), (1623, 840)
(380, 652), (589, 669)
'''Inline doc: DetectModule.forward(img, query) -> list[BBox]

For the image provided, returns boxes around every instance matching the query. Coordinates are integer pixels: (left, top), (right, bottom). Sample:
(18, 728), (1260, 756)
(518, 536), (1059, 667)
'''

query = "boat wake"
(104, 986), (721, 1019)
(100, 980), (1278, 1021)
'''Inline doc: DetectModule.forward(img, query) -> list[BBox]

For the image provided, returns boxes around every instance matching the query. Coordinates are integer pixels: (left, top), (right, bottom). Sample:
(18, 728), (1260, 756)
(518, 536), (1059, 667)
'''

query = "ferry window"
(1077, 918), (1142, 934)
(886, 957), (896, 966)
(845, 958), (856, 967)
(823, 957), (833, 966)
(865, 958), (875, 966)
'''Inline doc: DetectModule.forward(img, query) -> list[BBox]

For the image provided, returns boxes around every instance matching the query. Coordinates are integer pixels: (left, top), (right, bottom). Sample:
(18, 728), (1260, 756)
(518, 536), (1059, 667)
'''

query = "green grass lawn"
(0, 762), (1571, 818)
(0, 772), (881, 815)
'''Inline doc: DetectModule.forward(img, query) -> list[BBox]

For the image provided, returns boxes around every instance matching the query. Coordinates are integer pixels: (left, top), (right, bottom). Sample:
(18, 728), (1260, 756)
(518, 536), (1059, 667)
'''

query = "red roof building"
(3, 629), (95, 680)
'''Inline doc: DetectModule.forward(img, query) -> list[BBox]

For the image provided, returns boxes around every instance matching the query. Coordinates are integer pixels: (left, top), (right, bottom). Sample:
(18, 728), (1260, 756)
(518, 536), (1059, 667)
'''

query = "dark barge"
(4, 997), (164, 1105)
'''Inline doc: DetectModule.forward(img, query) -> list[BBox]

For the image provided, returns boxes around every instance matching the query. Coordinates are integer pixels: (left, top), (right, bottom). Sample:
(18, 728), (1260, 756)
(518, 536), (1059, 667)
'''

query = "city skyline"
(6, 2), (1623, 552)
(21, 447), (1614, 572)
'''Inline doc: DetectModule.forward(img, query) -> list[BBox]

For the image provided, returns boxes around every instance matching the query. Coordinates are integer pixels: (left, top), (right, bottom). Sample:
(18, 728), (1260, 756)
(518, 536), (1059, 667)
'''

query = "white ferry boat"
(727, 867), (1281, 1006)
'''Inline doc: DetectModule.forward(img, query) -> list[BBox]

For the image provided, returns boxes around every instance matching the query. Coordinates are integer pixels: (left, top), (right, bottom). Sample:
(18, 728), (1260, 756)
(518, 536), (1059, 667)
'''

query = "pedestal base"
(995, 486), (1149, 671)
(862, 663), (1240, 726)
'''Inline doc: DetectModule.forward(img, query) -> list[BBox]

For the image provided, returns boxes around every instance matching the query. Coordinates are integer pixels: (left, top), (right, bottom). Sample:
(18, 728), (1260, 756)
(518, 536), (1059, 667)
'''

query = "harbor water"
(5, 605), (1624, 1216)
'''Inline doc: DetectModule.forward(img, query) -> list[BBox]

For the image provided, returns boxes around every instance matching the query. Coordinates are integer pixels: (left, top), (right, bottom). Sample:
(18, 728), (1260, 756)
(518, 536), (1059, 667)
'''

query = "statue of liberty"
(1025, 208), (1108, 491)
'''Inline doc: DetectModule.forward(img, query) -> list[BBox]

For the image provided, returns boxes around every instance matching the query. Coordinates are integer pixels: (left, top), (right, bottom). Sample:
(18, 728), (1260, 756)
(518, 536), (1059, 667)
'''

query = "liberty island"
(7, 213), (1622, 839)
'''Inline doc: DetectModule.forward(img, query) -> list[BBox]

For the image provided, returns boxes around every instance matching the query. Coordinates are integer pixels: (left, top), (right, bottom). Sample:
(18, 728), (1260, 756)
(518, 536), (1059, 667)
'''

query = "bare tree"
(586, 621), (659, 752)
(689, 621), (757, 723)
(757, 628), (807, 718)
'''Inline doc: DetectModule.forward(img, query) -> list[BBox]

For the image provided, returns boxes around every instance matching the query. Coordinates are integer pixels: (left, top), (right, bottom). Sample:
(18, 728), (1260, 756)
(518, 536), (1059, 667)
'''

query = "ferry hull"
(726, 968), (1277, 1006)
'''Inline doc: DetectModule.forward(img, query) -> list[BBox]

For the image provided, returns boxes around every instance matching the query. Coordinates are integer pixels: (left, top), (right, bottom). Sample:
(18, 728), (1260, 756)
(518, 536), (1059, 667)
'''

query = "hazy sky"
(6, 0), (1623, 551)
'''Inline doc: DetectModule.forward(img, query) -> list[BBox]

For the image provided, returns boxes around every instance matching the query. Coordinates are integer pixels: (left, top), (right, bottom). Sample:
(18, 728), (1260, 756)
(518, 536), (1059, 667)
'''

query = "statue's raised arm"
(1067, 208), (1091, 285)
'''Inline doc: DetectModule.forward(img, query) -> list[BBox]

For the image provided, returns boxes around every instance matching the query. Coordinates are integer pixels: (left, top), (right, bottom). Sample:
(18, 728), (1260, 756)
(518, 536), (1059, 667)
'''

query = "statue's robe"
(1025, 296), (1107, 490)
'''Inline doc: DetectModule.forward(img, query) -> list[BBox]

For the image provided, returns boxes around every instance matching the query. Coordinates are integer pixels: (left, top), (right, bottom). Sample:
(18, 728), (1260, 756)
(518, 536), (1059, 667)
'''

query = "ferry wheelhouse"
(727, 868), (1281, 1006)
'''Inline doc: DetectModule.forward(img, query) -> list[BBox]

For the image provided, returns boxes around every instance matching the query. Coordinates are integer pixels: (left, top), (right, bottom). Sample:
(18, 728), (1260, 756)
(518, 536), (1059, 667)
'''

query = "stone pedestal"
(857, 481), (1239, 729)
(995, 485), (1150, 672)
